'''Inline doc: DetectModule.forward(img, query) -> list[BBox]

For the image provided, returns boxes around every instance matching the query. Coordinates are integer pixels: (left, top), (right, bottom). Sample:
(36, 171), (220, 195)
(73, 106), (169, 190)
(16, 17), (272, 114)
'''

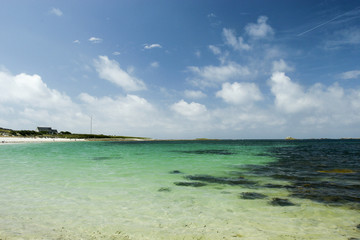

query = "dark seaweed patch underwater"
(173, 149), (235, 155)
(239, 139), (360, 208)
(171, 139), (360, 209)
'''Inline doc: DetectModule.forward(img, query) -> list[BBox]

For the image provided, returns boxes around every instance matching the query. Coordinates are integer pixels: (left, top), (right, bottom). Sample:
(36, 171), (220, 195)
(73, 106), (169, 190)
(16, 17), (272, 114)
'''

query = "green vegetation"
(0, 127), (149, 141)
(0, 127), (12, 136)
(58, 133), (149, 141)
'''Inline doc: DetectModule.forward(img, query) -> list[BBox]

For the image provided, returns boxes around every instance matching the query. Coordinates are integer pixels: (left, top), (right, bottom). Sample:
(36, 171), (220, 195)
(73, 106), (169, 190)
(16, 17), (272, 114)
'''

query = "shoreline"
(1, 137), (359, 144)
(0, 137), (86, 144)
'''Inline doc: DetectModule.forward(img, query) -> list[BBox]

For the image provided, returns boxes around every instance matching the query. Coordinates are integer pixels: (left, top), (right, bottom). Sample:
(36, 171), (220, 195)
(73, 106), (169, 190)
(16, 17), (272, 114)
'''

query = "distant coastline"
(1, 127), (359, 144)
(0, 127), (152, 144)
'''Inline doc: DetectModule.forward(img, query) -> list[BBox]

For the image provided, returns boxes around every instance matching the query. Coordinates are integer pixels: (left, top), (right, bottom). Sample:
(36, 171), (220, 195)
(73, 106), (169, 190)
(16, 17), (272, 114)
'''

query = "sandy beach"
(0, 137), (85, 144)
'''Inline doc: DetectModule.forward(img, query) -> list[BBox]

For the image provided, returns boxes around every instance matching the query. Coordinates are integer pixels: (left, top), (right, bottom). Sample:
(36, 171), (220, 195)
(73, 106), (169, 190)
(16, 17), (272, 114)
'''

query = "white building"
(36, 127), (58, 134)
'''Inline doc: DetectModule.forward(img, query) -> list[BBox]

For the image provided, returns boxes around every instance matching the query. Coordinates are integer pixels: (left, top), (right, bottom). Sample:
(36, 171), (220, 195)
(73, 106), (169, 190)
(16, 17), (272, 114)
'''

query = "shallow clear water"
(0, 140), (359, 239)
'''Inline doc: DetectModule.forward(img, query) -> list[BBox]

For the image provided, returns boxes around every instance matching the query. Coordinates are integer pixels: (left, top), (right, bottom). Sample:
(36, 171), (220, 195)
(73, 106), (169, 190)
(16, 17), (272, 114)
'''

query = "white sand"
(0, 137), (85, 144)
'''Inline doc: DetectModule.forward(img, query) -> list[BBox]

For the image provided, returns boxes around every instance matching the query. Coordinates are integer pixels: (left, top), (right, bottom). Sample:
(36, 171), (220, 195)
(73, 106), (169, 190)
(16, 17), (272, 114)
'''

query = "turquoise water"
(0, 140), (359, 239)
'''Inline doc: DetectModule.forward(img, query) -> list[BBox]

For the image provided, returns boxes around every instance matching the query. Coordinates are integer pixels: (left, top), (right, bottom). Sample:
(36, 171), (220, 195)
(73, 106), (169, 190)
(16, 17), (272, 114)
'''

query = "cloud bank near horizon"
(1, 66), (359, 138)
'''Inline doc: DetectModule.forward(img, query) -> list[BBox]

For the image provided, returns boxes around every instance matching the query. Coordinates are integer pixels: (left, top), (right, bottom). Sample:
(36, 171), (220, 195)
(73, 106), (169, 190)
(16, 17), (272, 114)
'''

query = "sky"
(0, 0), (360, 139)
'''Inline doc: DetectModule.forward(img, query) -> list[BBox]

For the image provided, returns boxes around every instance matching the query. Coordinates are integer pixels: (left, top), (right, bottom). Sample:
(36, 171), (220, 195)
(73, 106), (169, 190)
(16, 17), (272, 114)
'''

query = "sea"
(0, 139), (359, 240)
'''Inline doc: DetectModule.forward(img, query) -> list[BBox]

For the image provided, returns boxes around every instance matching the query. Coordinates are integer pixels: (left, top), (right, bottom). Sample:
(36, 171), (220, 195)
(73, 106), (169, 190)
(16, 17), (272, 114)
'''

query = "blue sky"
(1, 0), (360, 139)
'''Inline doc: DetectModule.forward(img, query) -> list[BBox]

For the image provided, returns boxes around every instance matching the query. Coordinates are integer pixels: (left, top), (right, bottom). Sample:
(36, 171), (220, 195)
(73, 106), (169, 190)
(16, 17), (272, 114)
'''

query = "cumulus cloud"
(269, 72), (319, 113)
(0, 70), (87, 131)
(0, 71), (73, 109)
(89, 37), (103, 43)
(94, 56), (146, 91)
(245, 16), (274, 39)
(171, 100), (207, 119)
(222, 28), (251, 51)
(269, 71), (360, 119)
(79, 93), (156, 127)
(188, 62), (250, 87)
(340, 70), (360, 79)
(184, 90), (206, 99)
(76, 92), (183, 138)
(0, 69), (168, 136)
(216, 82), (263, 105)
(49, 7), (63, 16)
(211, 106), (284, 134)
(144, 43), (162, 49)
(272, 59), (294, 72)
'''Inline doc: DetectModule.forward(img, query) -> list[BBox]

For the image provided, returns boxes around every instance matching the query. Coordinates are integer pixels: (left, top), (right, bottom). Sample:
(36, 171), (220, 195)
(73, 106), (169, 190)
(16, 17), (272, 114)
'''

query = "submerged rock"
(175, 149), (234, 155)
(262, 183), (296, 189)
(269, 198), (296, 206)
(185, 174), (256, 186)
(290, 181), (360, 206)
(174, 182), (207, 187)
(158, 187), (171, 192)
(317, 169), (356, 174)
(240, 192), (267, 200)
(262, 183), (284, 188)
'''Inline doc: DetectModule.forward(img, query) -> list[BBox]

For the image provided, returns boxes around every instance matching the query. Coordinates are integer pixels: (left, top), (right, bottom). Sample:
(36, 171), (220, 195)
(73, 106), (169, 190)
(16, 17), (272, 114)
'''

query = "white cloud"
(222, 28), (251, 51)
(79, 93), (156, 126)
(144, 44), (162, 49)
(188, 62), (250, 87)
(49, 7), (63, 16)
(269, 72), (318, 113)
(94, 56), (146, 91)
(208, 45), (221, 55)
(0, 71), (72, 109)
(211, 106), (284, 134)
(325, 27), (360, 48)
(209, 45), (229, 65)
(245, 16), (274, 39)
(269, 71), (360, 118)
(76, 92), (180, 138)
(150, 61), (159, 68)
(207, 13), (222, 27)
(89, 37), (103, 43)
(171, 100), (207, 119)
(0, 70), (87, 132)
(340, 70), (360, 79)
(272, 59), (294, 72)
(73, 40), (80, 44)
(112, 51), (121, 56)
(216, 82), (263, 105)
(184, 90), (206, 99)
